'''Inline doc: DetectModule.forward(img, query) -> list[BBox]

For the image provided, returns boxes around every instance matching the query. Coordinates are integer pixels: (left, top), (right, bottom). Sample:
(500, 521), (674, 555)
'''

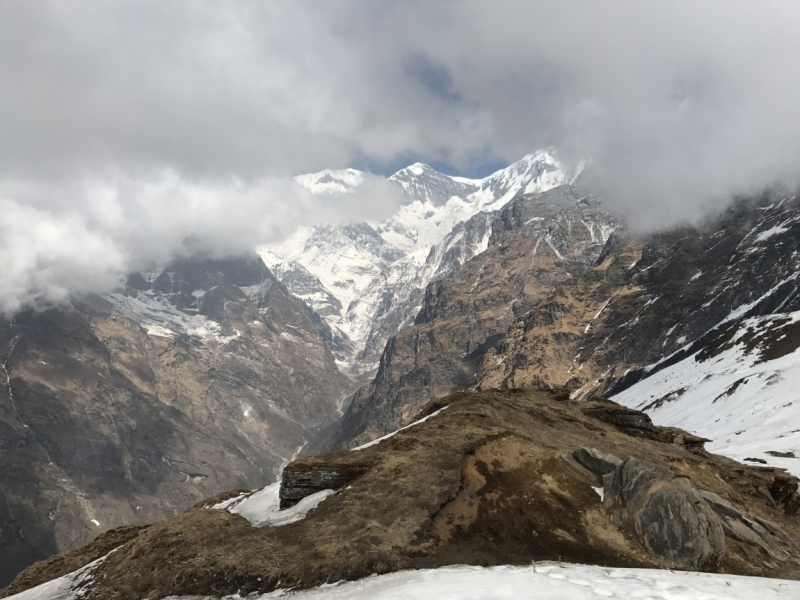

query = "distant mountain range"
(6, 148), (800, 596)
(0, 149), (586, 585)
(260, 149), (585, 380)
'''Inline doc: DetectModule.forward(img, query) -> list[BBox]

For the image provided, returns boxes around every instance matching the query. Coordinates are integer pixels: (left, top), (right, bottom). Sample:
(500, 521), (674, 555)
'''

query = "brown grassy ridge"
(4, 388), (800, 599)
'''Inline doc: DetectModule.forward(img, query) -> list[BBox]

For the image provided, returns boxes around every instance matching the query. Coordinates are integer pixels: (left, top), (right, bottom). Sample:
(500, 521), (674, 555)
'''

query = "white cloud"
(0, 171), (401, 314)
(1, 1), (800, 311)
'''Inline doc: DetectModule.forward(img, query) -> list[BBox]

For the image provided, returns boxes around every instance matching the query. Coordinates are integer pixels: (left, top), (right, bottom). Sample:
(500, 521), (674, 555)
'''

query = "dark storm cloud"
(1, 0), (799, 312)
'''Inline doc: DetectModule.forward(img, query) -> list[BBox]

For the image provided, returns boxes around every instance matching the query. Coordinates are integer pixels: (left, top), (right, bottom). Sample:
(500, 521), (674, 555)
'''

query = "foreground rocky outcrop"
(0, 255), (348, 586)
(5, 389), (799, 599)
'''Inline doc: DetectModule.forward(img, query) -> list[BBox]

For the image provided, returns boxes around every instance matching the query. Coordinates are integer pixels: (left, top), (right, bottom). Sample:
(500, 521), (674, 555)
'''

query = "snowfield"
(13, 562), (799, 599)
(614, 311), (800, 477)
(229, 563), (800, 600)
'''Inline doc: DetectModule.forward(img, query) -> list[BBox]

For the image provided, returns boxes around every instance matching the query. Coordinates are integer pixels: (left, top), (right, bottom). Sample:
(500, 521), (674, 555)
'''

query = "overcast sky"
(1, 1), (800, 313)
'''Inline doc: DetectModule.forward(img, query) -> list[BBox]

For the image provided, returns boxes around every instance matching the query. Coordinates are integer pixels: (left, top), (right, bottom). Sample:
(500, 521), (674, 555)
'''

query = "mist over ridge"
(1, 1), (799, 312)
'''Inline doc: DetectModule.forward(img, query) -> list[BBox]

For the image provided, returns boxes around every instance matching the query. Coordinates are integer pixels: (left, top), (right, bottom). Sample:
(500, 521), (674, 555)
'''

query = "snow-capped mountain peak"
(468, 148), (585, 212)
(261, 149), (584, 378)
(388, 162), (479, 207)
(294, 168), (365, 194)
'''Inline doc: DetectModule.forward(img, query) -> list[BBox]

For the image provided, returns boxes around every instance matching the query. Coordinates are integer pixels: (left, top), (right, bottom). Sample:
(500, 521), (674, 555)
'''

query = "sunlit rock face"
(321, 185), (618, 450)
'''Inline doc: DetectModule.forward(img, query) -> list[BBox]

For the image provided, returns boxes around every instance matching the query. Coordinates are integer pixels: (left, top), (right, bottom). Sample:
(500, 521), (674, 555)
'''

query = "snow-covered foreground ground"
(614, 312), (800, 477)
(14, 563), (799, 600)
(163, 563), (799, 600)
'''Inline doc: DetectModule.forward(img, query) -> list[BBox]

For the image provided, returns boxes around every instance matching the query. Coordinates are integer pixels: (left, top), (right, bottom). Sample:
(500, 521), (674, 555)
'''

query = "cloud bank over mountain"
(1, 0), (800, 312)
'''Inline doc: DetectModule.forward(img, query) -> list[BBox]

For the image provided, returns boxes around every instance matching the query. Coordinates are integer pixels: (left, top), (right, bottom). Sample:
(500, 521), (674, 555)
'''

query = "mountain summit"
(260, 150), (583, 379)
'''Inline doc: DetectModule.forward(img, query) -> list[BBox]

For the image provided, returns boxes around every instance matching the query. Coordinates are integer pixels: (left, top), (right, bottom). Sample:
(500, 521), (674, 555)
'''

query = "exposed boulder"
(582, 405), (655, 435)
(700, 490), (790, 560)
(280, 462), (370, 509)
(602, 457), (725, 571)
(557, 452), (604, 487)
(572, 447), (622, 477)
(770, 475), (800, 515)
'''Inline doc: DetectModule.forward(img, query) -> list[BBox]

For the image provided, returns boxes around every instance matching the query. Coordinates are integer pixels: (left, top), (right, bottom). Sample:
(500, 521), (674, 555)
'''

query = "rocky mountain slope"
(5, 389), (800, 599)
(477, 192), (800, 394)
(474, 191), (800, 473)
(260, 150), (583, 379)
(319, 185), (619, 449)
(323, 188), (800, 474)
(6, 149), (800, 597)
(0, 255), (348, 587)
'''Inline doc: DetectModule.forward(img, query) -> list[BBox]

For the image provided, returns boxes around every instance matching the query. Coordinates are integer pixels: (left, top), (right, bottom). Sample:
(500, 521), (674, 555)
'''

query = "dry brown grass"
(7, 389), (800, 599)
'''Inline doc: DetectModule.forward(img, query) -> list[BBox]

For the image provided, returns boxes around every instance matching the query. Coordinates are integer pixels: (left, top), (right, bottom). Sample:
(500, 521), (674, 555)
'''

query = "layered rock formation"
(0, 255), (347, 586)
(5, 389), (799, 599)
(479, 191), (800, 398)
(320, 185), (618, 449)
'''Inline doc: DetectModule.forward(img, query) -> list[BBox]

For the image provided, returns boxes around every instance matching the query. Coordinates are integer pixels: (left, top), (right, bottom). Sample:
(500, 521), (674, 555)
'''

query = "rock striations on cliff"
(319, 185), (619, 450)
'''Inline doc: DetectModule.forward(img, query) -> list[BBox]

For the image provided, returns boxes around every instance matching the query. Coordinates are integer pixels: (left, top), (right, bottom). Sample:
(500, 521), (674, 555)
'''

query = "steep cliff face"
(0, 256), (347, 586)
(347, 210), (497, 375)
(322, 186), (618, 449)
(478, 190), (800, 400)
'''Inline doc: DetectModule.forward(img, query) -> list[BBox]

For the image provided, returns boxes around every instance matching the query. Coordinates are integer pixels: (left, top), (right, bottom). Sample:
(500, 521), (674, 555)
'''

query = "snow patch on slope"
(7, 556), (104, 600)
(104, 292), (224, 341)
(614, 311), (800, 477)
(213, 482), (334, 528)
(351, 405), (448, 450)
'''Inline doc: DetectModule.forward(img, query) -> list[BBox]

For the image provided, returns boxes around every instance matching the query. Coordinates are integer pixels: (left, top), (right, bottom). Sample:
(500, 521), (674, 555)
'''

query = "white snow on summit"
(260, 149), (582, 377)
